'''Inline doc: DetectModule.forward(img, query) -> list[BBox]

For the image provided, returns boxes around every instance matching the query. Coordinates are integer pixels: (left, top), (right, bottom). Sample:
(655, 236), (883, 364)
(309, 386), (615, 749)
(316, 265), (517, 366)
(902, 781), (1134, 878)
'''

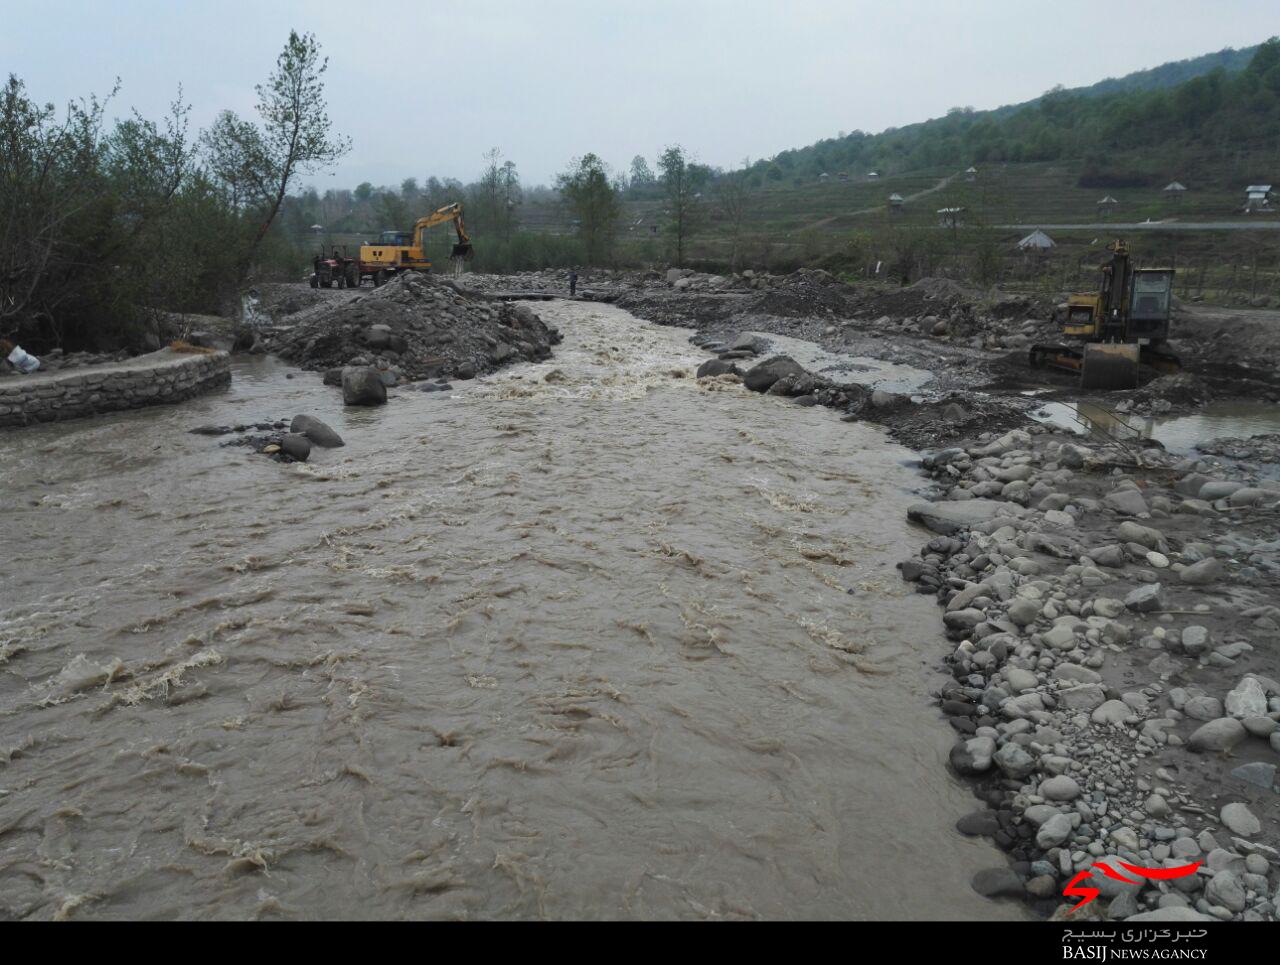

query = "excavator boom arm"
(412, 203), (472, 256)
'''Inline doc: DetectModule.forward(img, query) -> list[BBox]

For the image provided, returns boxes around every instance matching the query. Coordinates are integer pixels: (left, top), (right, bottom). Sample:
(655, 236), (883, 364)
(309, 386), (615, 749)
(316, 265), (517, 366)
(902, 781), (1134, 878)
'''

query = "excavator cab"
(1031, 240), (1180, 390)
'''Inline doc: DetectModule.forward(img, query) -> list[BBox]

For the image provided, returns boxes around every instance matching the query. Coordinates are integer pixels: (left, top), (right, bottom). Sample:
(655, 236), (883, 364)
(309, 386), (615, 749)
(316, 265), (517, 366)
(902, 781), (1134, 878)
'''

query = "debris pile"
(264, 272), (560, 383)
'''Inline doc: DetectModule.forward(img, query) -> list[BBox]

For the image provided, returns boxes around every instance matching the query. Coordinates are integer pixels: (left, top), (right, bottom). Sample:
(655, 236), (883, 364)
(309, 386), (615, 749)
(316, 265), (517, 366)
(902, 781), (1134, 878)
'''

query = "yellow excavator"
(1030, 240), (1181, 389)
(356, 202), (474, 286)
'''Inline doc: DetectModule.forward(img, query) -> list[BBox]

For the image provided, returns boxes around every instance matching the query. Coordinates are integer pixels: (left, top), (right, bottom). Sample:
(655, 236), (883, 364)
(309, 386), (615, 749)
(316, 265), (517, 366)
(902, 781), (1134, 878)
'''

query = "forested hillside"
(754, 39), (1279, 181)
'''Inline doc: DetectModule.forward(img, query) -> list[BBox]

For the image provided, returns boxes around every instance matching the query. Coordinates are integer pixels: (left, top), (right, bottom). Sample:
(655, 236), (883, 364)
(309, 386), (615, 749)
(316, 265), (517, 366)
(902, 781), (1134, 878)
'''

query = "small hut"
(867, 171), (880, 180)
(1097, 196), (1118, 218)
(887, 193), (904, 214)
(1245, 185), (1273, 212)
(1163, 181), (1187, 203)
(965, 166), (978, 182)
(937, 206), (964, 228)
(818, 172), (830, 182)
(1016, 229), (1056, 252)
(837, 171), (849, 182)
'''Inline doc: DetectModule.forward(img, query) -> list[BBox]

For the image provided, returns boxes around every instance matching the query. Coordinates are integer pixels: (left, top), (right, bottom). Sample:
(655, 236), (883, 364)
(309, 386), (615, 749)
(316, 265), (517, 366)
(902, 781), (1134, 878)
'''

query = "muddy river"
(0, 301), (1023, 920)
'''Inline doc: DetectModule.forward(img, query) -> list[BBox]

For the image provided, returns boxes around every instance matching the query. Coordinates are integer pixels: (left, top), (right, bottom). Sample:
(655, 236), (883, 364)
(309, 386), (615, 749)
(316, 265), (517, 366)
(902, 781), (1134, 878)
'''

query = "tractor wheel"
(374, 270), (386, 288)
(337, 273), (347, 289)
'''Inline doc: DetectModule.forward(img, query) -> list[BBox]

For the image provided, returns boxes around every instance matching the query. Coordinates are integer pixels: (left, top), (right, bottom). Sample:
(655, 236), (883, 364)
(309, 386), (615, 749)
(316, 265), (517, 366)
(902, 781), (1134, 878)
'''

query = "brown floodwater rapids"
(0, 300), (1025, 920)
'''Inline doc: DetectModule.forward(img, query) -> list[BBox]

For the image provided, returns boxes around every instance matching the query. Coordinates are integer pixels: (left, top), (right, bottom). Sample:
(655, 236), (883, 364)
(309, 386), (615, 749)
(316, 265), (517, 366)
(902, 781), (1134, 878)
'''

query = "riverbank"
(0, 347), (230, 430)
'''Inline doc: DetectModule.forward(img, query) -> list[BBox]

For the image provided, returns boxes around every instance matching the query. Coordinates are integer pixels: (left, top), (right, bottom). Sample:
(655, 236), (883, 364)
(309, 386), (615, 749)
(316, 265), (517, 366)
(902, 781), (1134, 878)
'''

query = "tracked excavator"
(1030, 240), (1181, 390)
(356, 202), (474, 287)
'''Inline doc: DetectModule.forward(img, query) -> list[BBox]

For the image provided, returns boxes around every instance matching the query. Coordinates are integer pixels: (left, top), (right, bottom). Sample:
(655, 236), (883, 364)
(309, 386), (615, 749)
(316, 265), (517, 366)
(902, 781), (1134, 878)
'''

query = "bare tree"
(713, 160), (755, 272)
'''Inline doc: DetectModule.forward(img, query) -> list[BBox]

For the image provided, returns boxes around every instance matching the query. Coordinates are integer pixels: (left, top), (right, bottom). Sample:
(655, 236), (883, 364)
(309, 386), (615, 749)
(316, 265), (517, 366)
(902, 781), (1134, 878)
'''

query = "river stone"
(1036, 812), (1074, 849)
(1230, 762), (1277, 790)
(1198, 480), (1243, 501)
(743, 356), (807, 393)
(1225, 677), (1268, 719)
(1180, 558), (1221, 585)
(1187, 717), (1247, 752)
(1117, 520), (1165, 550)
(1181, 625), (1211, 655)
(971, 867), (1024, 898)
(907, 499), (1027, 536)
(1058, 684), (1105, 711)
(696, 358), (740, 378)
(1183, 695), (1223, 721)
(1125, 584), (1163, 613)
(1007, 598), (1040, 627)
(279, 433), (311, 462)
(290, 414), (344, 448)
(1220, 803), (1261, 837)
(1005, 667), (1038, 694)
(1092, 699), (1132, 725)
(1042, 624), (1078, 650)
(1106, 490), (1149, 516)
(1205, 870), (1247, 912)
(342, 366), (387, 406)
(1227, 487), (1267, 507)
(994, 742), (1036, 779)
(1040, 775), (1082, 801)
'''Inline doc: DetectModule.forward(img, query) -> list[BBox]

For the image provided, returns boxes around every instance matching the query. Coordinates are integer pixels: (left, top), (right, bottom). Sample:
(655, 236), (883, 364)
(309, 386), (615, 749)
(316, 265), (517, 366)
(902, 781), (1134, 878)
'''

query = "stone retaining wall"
(0, 349), (231, 429)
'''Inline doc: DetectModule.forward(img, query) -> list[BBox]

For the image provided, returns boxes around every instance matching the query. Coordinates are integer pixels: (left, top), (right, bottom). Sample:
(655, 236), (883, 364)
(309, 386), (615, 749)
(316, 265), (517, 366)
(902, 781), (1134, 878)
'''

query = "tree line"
(1, 31), (346, 352)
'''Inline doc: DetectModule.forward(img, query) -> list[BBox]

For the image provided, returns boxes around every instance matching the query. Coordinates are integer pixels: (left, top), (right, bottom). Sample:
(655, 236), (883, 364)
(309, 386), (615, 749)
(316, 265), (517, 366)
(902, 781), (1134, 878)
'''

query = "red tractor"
(310, 246), (360, 289)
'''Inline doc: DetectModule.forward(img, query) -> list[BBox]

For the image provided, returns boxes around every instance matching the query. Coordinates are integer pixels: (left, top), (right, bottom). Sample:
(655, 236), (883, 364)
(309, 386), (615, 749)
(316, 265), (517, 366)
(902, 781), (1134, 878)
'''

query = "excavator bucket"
(1080, 342), (1141, 390)
(451, 242), (474, 261)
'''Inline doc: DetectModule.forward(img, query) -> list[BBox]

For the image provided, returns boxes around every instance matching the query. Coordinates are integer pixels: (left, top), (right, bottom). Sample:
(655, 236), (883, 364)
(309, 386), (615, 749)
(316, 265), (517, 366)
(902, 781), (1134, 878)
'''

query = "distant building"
(937, 206), (964, 228)
(818, 172), (830, 181)
(1097, 196), (1118, 217)
(867, 171), (880, 180)
(1016, 229), (1056, 251)
(837, 171), (849, 182)
(1245, 184), (1273, 212)
(1163, 181), (1187, 199)
(965, 166), (978, 181)
(888, 193), (904, 213)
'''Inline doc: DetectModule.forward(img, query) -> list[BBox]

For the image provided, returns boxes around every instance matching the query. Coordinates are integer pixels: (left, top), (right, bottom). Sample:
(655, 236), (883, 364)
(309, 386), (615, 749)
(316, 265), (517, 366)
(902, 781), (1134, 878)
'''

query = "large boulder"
(279, 433), (312, 462)
(696, 358), (741, 379)
(907, 499), (1028, 536)
(342, 366), (387, 406)
(290, 414), (345, 448)
(743, 355), (808, 393)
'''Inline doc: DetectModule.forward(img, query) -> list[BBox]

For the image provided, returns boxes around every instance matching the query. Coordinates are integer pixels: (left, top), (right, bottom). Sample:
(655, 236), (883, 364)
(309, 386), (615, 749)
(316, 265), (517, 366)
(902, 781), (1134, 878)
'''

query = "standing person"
(568, 268), (579, 297)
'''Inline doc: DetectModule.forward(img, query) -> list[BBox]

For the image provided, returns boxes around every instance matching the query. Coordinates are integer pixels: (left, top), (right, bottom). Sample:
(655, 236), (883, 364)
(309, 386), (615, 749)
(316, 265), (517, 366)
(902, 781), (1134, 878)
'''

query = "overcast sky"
(2, 1), (1274, 189)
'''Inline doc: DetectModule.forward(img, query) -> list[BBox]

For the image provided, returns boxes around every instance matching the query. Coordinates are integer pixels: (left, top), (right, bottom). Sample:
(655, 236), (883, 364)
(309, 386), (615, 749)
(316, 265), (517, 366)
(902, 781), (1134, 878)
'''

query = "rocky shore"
(684, 330), (1280, 921)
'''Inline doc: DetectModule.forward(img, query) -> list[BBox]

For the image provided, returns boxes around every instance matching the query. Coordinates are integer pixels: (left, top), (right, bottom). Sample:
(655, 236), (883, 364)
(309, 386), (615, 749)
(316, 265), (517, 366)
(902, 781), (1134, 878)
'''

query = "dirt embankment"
(258, 273), (560, 383)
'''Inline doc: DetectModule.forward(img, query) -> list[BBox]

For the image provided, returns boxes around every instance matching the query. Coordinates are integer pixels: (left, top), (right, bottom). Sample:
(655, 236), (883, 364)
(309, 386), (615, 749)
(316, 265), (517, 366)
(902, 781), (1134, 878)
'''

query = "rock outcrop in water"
(265, 272), (560, 384)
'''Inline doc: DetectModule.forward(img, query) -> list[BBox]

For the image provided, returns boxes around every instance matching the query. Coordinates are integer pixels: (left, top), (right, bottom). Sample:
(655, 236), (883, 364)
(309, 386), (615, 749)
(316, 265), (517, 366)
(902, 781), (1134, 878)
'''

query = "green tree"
(658, 144), (705, 266)
(556, 153), (620, 265)
(202, 31), (349, 279)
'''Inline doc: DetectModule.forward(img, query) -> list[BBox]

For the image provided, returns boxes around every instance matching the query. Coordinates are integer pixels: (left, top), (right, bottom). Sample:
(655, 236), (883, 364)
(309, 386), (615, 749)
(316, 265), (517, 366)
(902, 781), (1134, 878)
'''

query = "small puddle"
(1030, 399), (1280, 458)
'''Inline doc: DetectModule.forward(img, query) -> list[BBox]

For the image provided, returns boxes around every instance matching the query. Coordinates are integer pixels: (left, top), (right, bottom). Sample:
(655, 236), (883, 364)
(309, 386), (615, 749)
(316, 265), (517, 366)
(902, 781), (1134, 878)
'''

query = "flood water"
(1032, 398), (1280, 458)
(0, 301), (1022, 920)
